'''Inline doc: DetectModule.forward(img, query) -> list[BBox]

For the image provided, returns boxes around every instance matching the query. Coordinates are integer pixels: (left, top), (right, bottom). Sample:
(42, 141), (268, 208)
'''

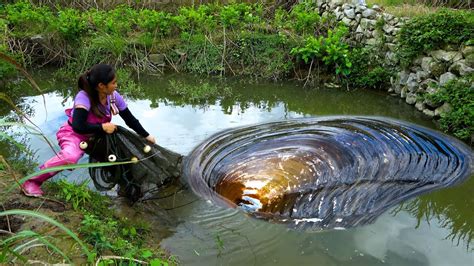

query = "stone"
(355, 14), (362, 23)
(400, 86), (407, 98)
(344, 8), (356, 19)
(365, 38), (377, 46)
(362, 9), (377, 19)
(419, 79), (438, 93)
(383, 24), (395, 35)
(406, 73), (419, 92)
(360, 18), (376, 30)
(335, 10), (344, 20)
(421, 59), (446, 77)
(356, 25), (364, 33)
(340, 17), (351, 26)
(448, 60), (474, 76)
(416, 70), (429, 82)
(435, 103), (452, 117)
(430, 50), (463, 63)
(372, 5), (382, 11)
(386, 52), (398, 65)
(415, 101), (425, 111)
(405, 93), (417, 105)
(439, 72), (457, 86)
(398, 71), (410, 86)
(385, 43), (397, 52)
(383, 13), (395, 22)
(462, 46), (474, 57)
(423, 109), (435, 118)
(149, 54), (165, 66)
(463, 54), (474, 69)
(364, 30), (372, 38)
(355, 4), (367, 14)
(421, 57), (434, 73)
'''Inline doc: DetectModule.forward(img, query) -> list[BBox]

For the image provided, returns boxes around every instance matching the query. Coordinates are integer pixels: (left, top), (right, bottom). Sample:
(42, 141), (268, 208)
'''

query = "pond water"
(13, 73), (474, 265)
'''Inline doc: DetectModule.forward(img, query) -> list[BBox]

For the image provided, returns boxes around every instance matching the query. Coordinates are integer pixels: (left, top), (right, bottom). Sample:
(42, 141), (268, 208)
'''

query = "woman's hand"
(145, 135), (156, 144)
(102, 122), (117, 134)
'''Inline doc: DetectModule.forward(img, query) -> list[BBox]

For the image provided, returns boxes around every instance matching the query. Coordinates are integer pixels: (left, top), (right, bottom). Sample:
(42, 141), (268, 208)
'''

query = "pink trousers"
(31, 122), (90, 183)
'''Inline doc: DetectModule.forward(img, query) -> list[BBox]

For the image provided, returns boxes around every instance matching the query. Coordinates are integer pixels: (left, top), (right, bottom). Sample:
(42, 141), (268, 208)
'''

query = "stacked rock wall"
(314, 0), (473, 119)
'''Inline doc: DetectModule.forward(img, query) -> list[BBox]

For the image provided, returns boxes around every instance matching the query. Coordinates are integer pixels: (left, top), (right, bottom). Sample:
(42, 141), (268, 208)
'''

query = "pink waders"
(22, 108), (111, 197)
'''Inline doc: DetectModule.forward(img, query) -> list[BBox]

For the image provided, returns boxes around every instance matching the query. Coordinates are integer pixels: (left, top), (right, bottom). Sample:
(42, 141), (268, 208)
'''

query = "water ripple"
(184, 117), (473, 230)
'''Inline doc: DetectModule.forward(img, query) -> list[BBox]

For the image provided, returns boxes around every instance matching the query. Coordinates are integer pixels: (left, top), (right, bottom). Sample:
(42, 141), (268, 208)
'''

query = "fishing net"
(82, 126), (182, 202)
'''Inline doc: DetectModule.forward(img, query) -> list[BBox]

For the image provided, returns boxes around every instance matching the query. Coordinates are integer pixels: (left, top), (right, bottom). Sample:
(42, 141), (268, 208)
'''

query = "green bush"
(397, 9), (474, 67)
(425, 74), (474, 140)
(291, 25), (352, 76)
(348, 47), (394, 89)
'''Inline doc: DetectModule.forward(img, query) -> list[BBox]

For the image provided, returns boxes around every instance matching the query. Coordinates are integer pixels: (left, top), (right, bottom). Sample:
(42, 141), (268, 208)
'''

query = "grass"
(366, 0), (440, 17)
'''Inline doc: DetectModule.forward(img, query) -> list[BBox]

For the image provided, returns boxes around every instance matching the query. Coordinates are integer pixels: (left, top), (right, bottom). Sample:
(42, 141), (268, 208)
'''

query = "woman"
(22, 64), (155, 197)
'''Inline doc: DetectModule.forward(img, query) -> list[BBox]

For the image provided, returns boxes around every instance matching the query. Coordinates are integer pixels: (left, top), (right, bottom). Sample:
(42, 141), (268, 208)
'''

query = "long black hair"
(77, 64), (116, 118)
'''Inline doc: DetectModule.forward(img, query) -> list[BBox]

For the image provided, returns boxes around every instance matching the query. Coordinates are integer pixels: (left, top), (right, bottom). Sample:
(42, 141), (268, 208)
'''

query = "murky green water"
(14, 73), (473, 265)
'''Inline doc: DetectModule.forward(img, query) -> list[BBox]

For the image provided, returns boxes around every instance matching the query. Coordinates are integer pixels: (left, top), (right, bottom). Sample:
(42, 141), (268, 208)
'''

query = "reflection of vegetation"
(167, 79), (232, 106)
(394, 176), (474, 250)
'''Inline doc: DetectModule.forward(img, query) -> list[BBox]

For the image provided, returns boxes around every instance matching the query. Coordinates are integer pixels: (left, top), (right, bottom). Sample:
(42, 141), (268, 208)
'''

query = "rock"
(421, 57), (433, 72)
(355, 14), (362, 23)
(423, 109), (435, 118)
(448, 60), (474, 76)
(439, 72), (457, 86)
(355, 4), (367, 14)
(423, 83), (442, 108)
(385, 43), (397, 52)
(386, 52), (398, 65)
(435, 103), (452, 117)
(383, 24), (395, 35)
(356, 25), (364, 33)
(335, 10), (344, 20)
(419, 79), (438, 92)
(405, 93), (417, 105)
(362, 9), (377, 19)
(421, 58), (446, 77)
(415, 101), (425, 111)
(365, 38), (377, 46)
(430, 50), (463, 63)
(383, 13), (395, 22)
(413, 56), (424, 66)
(406, 73), (419, 92)
(372, 5), (382, 11)
(398, 71), (410, 86)
(462, 46), (474, 57)
(339, 17), (350, 26)
(360, 18), (376, 30)
(463, 54), (474, 68)
(401, 86), (407, 98)
(344, 8), (356, 19)
(364, 30), (372, 38)
(416, 70), (429, 82)
(149, 54), (165, 66)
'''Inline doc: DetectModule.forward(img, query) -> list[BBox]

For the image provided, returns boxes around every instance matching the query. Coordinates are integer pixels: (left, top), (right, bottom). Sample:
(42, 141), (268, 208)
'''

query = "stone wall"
(315, 0), (474, 119)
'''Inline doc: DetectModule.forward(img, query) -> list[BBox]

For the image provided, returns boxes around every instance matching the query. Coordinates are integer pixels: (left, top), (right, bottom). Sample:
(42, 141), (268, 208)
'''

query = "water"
(13, 73), (474, 265)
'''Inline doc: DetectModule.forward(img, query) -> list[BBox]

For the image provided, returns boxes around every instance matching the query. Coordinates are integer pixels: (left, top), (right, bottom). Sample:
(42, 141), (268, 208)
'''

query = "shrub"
(397, 9), (474, 67)
(425, 74), (474, 140)
(348, 47), (394, 89)
(291, 25), (352, 76)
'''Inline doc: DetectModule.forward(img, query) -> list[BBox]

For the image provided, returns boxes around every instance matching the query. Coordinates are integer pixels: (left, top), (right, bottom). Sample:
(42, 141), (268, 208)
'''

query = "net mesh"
(83, 126), (182, 202)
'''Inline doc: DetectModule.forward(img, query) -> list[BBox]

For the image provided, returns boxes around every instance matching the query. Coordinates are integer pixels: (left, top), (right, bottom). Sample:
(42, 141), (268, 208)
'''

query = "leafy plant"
(425, 74), (474, 140)
(291, 25), (352, 76)
(397, 9), (474, 67)
(348, 47), (394, 89)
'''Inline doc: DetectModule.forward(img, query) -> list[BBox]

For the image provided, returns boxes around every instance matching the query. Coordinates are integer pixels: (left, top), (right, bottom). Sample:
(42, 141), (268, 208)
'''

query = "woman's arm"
(71, 107), (103, 134)
(119, 107), (150, 138)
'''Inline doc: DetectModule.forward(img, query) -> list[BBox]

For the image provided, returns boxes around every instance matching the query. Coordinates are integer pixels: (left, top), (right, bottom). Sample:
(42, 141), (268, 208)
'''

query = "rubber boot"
(21, 166), (57, 197)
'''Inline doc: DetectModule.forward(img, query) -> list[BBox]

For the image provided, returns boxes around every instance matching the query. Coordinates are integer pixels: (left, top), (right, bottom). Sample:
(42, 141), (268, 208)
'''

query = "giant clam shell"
(184, 117), (472, 230)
